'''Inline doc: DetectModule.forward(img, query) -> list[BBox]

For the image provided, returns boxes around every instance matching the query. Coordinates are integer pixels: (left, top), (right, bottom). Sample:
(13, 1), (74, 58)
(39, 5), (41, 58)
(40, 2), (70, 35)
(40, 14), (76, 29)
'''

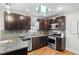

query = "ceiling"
(0, 3), (79, 17)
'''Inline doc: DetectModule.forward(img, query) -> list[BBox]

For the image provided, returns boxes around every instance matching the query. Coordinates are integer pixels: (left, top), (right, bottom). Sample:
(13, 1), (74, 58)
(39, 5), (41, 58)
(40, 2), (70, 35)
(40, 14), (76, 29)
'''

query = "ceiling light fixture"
(35, 5), (48, 16)
(48, 8), (52, 11)
(58, 7), (63, 11)
(35, 7), (38, 11)
(26, 9), (29, 12)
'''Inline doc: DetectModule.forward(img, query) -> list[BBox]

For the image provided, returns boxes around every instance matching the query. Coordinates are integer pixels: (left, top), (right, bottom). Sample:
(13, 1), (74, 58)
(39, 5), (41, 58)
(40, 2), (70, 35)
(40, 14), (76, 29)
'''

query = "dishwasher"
(21, 38), (32, 51)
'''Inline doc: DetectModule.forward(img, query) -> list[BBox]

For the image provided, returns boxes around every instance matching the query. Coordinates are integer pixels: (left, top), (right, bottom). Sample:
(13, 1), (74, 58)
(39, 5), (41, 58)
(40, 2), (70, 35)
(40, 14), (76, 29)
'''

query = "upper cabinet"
(55, 16), (66, 31)
(37, 19), (45, 30)
(37, 19), (50, 30)
(37, 16), (65, 31)
(4, 12), (31, 30)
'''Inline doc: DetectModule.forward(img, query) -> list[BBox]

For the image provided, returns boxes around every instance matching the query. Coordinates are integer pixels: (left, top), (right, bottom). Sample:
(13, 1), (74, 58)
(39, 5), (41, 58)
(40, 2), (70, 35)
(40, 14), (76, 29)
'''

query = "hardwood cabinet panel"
(32, 36), (47, 50)
(38, 19), (44, 30)
(55, 16), (65, 31)
(56, 38), (65, 51)
(37, 16), (65, 30)
(4, 12), (31, 30)
(40, 36), (47, 47)
(38, 19), (50, 30)
(44, 20), (50, 30)
(56, 38), (62, 51)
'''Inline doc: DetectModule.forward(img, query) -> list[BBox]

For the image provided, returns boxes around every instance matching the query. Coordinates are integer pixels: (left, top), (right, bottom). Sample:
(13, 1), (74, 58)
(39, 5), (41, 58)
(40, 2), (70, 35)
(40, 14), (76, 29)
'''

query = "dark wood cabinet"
(39, 36), (47, 47)
(44, 20), (50, 30)
(4, 12), (31, 30)
(32, 36), (47, 50)
(37, 16), (65, 30)
(38, 19), (50, 30)
(38, 19), (45, 30)
(38, 18), (56, 30)
(55, 16), (65, 31)
(56, 37), (65, 51)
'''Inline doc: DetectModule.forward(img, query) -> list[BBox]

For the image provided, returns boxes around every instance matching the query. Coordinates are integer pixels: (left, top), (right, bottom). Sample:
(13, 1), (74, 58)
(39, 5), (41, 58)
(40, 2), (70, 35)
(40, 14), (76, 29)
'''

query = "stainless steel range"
(48, 30), (65, 51)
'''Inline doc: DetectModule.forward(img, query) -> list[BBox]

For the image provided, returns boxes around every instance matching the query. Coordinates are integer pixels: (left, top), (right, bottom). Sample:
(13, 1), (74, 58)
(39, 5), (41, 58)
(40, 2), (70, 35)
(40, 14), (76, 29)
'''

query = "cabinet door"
(44, 20), (50, 30)
(40, 36), (47, 47)
(25, 17), (31, 30)
(4, 13), (15, 30)
(38, 19), (50, 30)
(32, 37), (47, 50)
(55, 16), (65, 31)
(4, 12), (31, 30)
(39, 20), (44, 30)
(56, 38), (62, 51)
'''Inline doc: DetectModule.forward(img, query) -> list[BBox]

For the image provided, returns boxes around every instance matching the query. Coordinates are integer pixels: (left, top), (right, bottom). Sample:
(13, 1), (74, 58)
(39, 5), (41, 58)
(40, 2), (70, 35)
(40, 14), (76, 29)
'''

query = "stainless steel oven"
(48, 36), (56, 49)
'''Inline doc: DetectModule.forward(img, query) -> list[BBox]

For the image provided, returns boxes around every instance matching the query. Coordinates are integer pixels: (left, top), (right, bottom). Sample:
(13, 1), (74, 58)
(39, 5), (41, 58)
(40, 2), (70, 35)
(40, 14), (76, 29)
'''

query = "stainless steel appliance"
(50, 23), (58, 29)
(48, 36), (56, 49)
(48, 30), (65, 51)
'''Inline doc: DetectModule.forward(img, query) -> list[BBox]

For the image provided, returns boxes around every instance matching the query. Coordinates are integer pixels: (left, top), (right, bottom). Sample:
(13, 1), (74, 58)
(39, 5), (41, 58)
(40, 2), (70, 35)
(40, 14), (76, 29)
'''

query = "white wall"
(31, 16), (38, 27)
(0, 11), (4, 30)
(65, 11), (79, 54)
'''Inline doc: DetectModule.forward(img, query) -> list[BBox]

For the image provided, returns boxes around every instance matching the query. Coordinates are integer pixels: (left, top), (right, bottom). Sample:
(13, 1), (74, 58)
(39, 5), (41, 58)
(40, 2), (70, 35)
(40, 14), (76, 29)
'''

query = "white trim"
(66, 48), (79, 55)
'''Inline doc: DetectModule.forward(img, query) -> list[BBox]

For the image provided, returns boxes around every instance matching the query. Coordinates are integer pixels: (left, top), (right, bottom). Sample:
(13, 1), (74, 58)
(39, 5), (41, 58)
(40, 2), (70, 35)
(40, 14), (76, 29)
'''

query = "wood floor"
(28, 46), (75, 55)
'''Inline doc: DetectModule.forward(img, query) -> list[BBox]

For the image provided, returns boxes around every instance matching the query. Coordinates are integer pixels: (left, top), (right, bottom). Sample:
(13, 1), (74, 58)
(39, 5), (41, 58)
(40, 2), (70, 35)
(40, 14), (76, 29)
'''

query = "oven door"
(48, 36), (56, 46)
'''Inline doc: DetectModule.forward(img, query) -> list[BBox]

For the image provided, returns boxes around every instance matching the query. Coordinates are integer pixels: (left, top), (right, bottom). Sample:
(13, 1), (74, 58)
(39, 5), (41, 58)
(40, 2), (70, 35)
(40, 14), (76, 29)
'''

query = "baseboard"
(66, 48), (79, 55)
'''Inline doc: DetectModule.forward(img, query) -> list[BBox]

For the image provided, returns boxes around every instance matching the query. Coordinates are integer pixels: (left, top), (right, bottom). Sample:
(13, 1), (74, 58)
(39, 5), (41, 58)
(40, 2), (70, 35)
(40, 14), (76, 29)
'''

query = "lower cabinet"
(56, 37), (65, 51)
(32, 36), (47, 50)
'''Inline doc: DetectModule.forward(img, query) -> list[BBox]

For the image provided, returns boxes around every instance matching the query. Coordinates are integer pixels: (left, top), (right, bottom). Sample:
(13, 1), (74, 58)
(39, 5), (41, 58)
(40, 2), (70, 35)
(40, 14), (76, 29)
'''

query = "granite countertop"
(0, 30), (48, 54)
(0, 38), (29, 54)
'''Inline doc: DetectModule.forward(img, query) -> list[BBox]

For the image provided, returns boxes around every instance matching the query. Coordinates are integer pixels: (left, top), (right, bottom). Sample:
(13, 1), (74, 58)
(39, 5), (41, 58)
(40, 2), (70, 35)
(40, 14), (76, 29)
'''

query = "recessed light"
(35, 7), (38, 11)
(58, 7), (63, 11)
(48, 8), (52, 11)
(26, 9), (29, 11)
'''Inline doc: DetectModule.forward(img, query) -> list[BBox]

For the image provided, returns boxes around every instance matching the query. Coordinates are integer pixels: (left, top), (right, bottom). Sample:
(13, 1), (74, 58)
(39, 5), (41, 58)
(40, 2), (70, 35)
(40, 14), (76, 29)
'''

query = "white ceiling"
(0, 3), (79, 17)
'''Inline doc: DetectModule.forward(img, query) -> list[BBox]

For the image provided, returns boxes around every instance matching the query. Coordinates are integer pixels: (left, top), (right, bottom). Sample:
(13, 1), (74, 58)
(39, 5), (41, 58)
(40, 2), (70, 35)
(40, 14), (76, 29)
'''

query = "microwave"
(50, 23), (58, 29)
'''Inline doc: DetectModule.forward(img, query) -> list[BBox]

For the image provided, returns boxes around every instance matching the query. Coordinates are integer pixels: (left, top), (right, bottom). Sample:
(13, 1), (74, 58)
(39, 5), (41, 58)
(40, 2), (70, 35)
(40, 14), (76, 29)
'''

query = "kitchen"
(0, 3), (79, 55)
